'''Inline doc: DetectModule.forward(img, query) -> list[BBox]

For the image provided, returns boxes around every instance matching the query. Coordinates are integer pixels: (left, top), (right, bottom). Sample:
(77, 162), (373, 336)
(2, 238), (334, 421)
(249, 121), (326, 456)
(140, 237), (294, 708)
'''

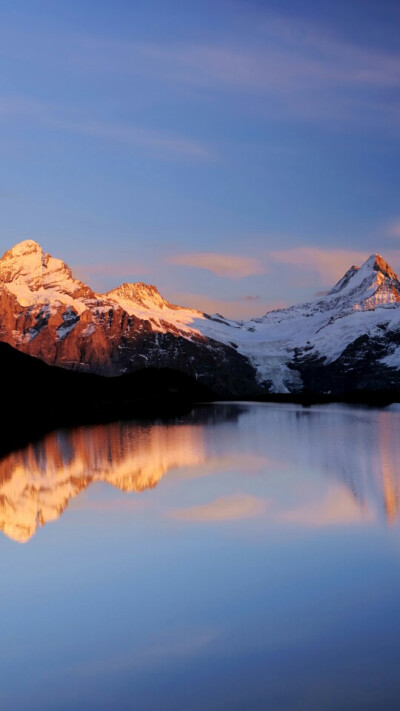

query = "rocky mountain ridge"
(0, 240), (254, 395)
(1, 240), (400, 396)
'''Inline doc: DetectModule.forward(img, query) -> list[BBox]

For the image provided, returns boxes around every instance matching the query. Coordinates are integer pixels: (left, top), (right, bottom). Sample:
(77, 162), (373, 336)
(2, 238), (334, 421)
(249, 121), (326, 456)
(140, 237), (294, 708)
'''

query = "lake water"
(1, 402), (400, 710)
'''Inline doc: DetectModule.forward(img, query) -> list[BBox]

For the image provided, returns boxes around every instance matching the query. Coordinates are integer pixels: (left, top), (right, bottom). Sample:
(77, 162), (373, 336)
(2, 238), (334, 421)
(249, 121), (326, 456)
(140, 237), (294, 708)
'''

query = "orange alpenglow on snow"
(1, 241), (400, 395)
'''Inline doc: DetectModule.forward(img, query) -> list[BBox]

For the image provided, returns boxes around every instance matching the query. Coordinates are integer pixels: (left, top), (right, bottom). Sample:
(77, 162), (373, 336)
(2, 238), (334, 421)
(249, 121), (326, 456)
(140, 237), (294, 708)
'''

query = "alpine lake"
(1, 402), (400, 710)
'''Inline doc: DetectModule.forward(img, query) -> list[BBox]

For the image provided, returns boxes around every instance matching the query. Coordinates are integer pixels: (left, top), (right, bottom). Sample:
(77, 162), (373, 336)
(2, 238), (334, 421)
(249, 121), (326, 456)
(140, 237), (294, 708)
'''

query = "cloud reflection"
(279, 487), (373, 528)
(170, 494), (266, 523)
(1, 403), (400, 543)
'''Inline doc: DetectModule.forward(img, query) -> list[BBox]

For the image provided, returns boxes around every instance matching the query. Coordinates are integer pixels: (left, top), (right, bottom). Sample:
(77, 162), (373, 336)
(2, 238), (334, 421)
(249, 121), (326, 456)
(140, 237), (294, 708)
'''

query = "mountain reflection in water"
(1, 403), (400, 542)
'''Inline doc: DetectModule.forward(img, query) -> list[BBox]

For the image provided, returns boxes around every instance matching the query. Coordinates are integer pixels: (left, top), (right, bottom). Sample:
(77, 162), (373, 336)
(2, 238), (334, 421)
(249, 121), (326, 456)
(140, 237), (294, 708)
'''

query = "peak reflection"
(1, 404), (400, 542)
(0, 421), (207, 542)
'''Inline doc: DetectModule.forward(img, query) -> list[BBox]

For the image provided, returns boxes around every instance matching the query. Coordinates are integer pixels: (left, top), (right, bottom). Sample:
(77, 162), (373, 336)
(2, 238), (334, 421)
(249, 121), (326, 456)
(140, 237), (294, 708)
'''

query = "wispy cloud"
(74, 246), (392, 319)
(237, 294), (260, 302)
(77, 27), (400, 93)
(170, 246), (371, 286)
(387, 219), (400, 238)
(169, 252), (266, 278)
(63, 628), (217, 679)
(60, 118), (212, 160)
(170, 493), (266, 523)
(74, 245), (400, 320)
(167, 291), (287, 319)
(74, 17), (400, 127)
(0, 95), (212, 161)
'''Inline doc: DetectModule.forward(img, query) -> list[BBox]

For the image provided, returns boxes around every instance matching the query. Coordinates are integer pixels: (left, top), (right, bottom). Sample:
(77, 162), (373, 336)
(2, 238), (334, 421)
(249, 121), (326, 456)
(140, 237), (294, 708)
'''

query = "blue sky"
(1, 0), (400, 317)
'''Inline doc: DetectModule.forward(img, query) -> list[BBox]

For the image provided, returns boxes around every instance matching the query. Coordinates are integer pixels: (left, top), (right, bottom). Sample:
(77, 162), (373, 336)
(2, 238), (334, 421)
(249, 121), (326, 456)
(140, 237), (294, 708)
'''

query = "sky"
(1, 0), (400, 318)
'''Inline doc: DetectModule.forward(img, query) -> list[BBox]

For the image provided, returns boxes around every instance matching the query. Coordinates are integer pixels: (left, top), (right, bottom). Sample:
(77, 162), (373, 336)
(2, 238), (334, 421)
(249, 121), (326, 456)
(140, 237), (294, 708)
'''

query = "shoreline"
(1, 389), (398, 461)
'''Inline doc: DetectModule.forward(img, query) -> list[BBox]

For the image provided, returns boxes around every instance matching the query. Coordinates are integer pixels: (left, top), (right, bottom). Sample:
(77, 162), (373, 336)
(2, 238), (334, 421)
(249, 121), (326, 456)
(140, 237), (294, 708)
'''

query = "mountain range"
(1, 239), (400, 398)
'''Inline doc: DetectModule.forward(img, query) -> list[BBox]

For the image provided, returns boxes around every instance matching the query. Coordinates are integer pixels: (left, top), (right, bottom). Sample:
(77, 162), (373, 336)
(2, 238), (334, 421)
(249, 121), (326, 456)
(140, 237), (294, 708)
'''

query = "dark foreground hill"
(0, 342), (215, 455)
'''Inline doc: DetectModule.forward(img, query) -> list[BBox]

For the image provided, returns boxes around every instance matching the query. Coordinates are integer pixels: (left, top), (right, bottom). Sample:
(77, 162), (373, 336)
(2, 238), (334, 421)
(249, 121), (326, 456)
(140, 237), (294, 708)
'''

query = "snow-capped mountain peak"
(1, 239), (400, 397)
(106, 282), (170, 310)
(0, 239), (95, 308)
(105, 280), (205, 336)
(0, 239), (46, 283)
(3, 238), (42, 257)
(327, 253), (400, 309)
(365, 253), (398, 280)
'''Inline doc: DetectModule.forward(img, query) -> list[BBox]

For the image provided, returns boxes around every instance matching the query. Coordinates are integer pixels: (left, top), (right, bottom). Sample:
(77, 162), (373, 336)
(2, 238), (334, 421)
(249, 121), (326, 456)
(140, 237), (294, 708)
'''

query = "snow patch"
(82, 323), (96, 338)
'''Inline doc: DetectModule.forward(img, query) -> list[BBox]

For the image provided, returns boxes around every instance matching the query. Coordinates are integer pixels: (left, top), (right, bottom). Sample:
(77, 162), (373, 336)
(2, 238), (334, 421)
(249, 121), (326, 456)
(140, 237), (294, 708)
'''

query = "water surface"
(1, 403), (400, 710)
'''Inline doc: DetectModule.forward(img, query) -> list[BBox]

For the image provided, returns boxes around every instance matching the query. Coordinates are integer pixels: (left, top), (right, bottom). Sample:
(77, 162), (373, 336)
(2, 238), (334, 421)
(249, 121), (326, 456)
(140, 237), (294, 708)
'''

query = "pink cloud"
(169, 252), (266, 278)
(269, 247), (369, 283)
(167, 291), (287, 319)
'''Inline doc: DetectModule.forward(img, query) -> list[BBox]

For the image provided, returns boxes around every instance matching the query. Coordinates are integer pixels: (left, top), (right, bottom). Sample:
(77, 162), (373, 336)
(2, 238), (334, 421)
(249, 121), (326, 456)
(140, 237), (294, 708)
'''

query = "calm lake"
(1, 402), (400, 710)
